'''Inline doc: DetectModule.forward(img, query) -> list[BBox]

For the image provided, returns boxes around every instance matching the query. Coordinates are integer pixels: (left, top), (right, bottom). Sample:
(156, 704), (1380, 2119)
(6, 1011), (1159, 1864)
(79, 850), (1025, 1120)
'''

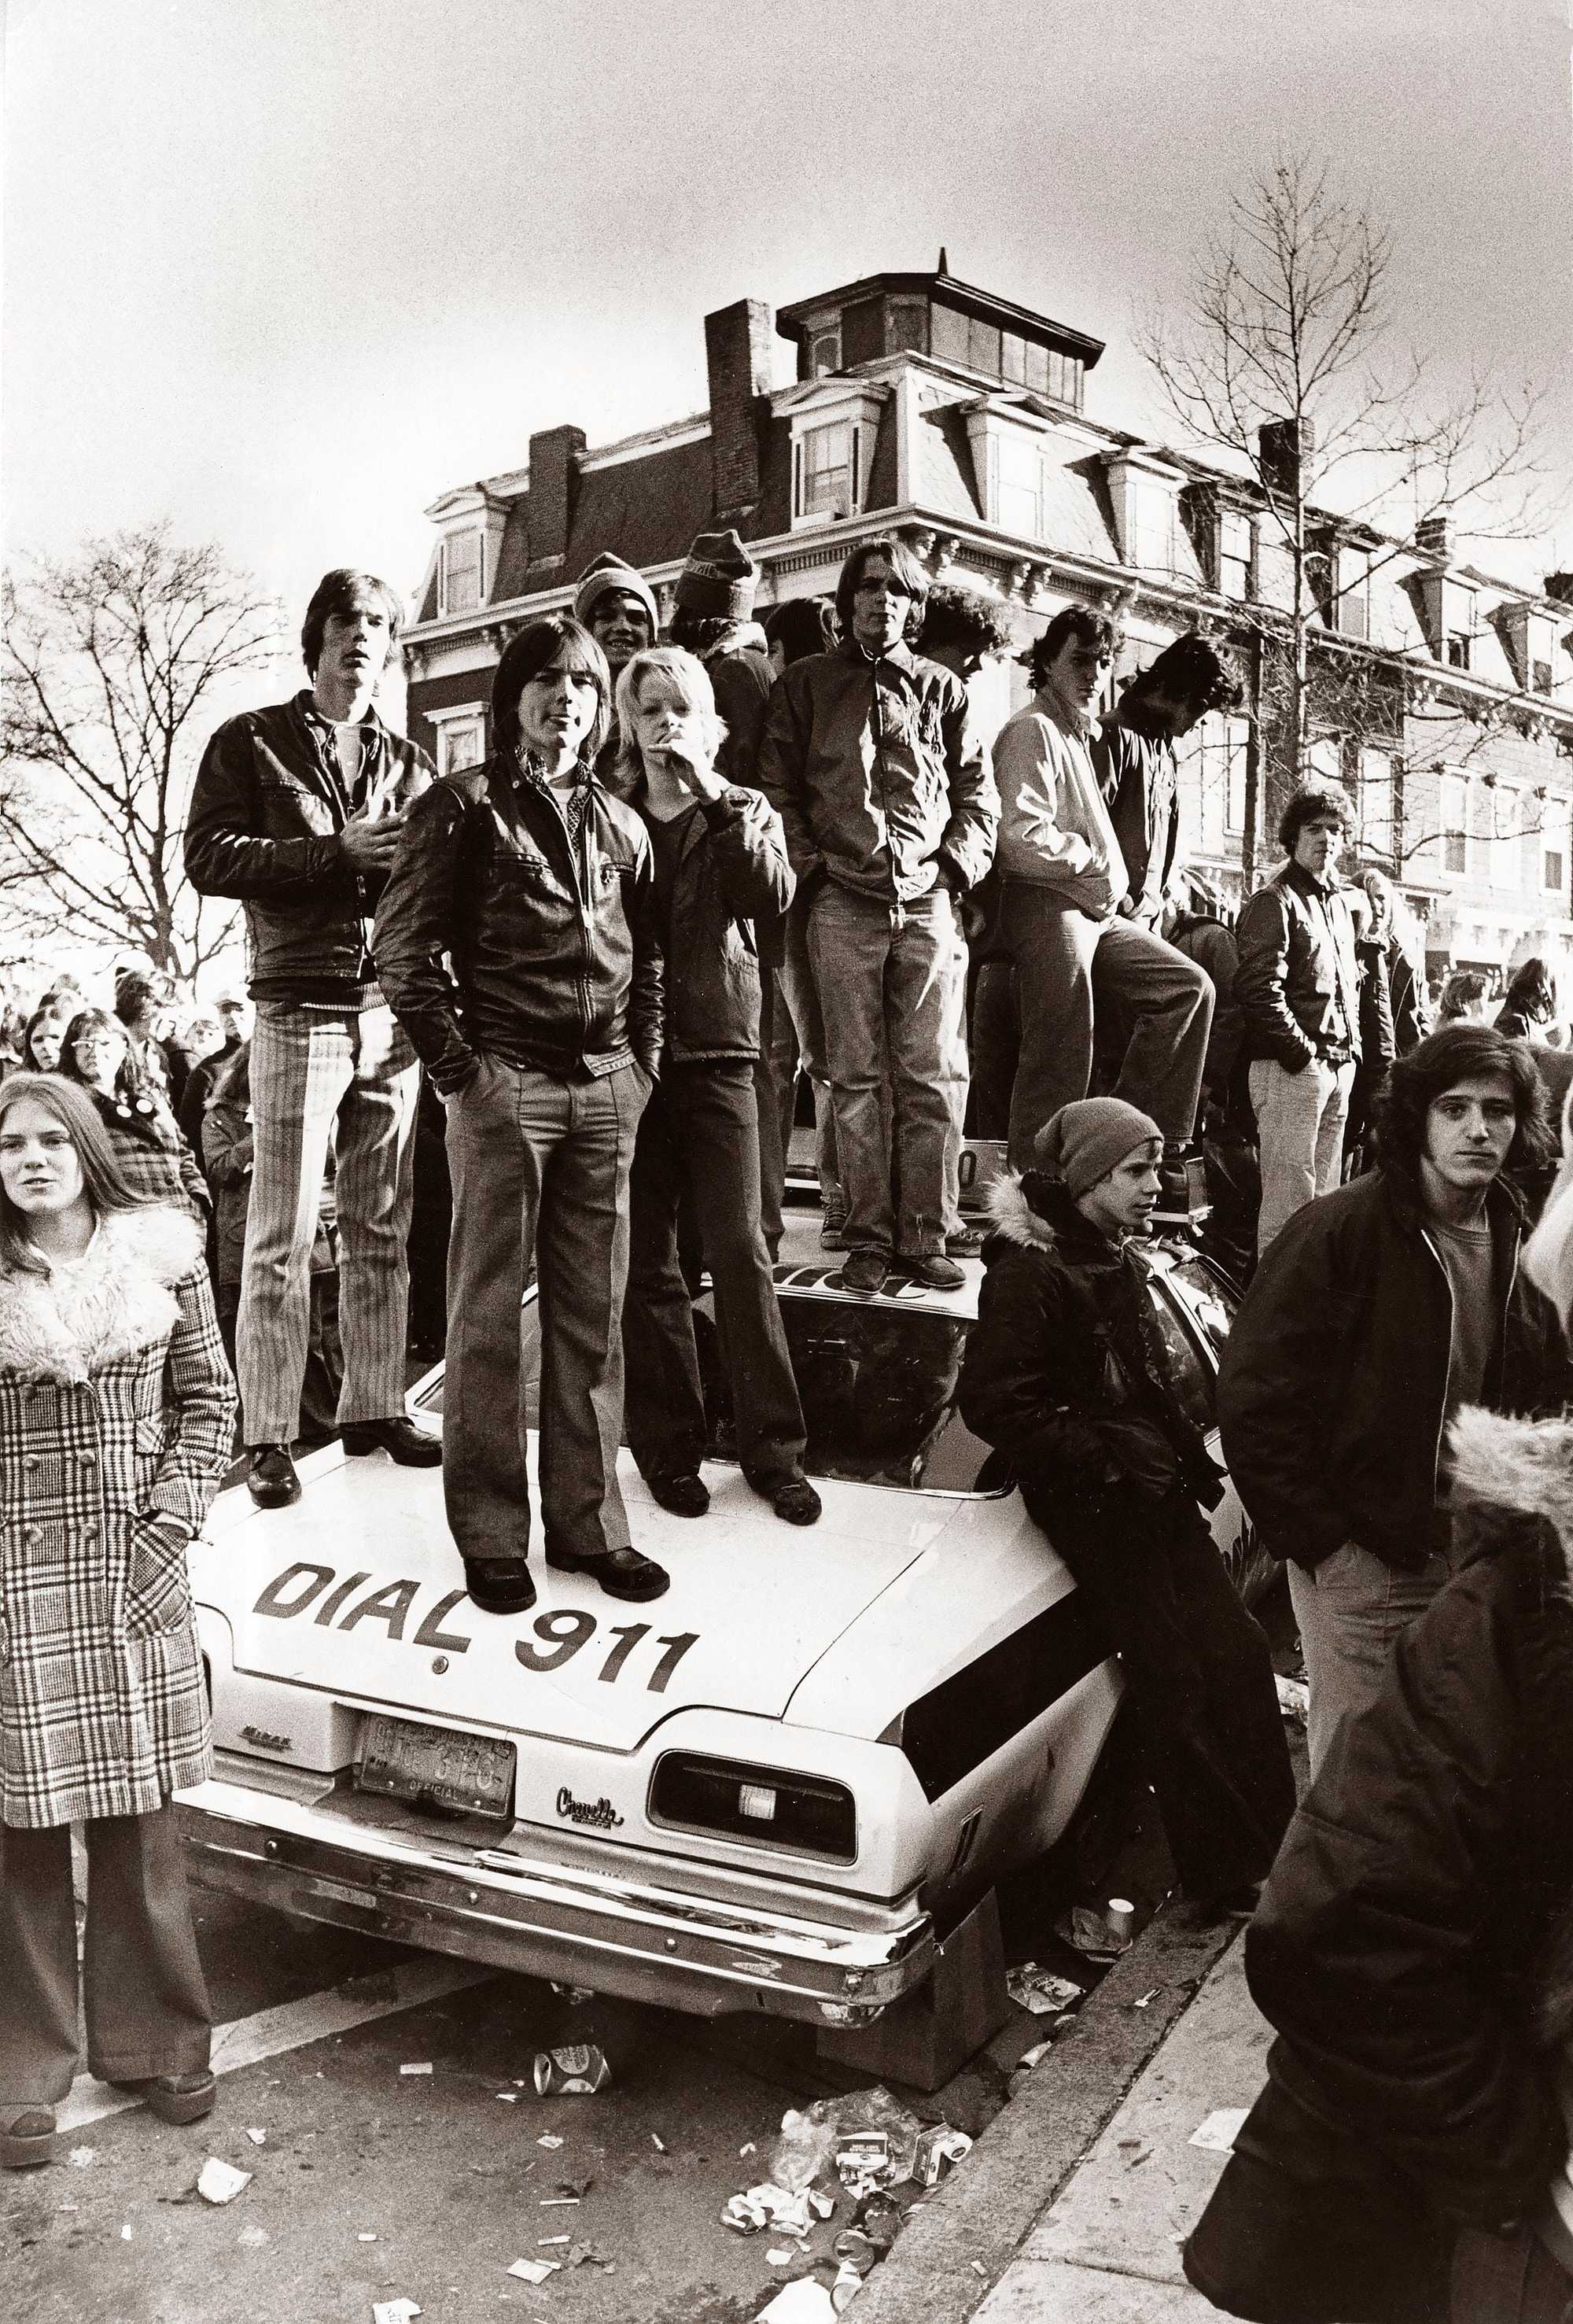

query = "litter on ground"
(1006, 1963), (1086, 2016)
(196, 2158), (252, 2205)
(68, 2147), (95, 2167)
(507, 2257), (559, 2284)
(372, 2303), (422, 2324)
(398, 2061), (433, 2077)
(1189, 2107), (1251, 2155)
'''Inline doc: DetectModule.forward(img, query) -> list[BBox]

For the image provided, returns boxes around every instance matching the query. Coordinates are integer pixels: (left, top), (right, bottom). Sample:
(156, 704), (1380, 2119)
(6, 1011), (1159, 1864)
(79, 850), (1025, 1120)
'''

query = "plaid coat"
(0, 1205), (238, 1828)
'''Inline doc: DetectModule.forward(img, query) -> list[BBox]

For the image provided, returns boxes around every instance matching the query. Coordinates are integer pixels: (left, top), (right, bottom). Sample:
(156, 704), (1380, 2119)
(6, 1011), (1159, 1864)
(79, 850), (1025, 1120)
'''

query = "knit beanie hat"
(573, 554), (659, 636)
(675, 528), (759, 622)
(1033, 1097), (1163, 1199)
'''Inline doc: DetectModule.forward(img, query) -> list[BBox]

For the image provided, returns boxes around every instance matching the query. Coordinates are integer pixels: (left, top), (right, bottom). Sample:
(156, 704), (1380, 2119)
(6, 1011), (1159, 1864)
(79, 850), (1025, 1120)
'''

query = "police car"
(179, 1202), (1258, 2032)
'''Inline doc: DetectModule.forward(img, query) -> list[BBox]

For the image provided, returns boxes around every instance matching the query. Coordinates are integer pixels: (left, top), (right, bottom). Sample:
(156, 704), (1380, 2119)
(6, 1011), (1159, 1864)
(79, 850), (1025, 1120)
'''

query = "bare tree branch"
(0, 521), (280, 979)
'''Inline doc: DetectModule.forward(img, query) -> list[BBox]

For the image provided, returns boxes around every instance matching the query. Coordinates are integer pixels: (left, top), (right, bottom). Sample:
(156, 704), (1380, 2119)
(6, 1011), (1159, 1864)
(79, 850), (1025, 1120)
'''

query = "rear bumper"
(180, 1778), (934, 2024)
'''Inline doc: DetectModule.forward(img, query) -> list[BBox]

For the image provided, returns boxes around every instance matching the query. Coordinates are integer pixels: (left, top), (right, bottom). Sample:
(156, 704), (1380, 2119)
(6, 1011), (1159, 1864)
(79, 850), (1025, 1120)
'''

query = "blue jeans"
(808, 883), (967, 1258)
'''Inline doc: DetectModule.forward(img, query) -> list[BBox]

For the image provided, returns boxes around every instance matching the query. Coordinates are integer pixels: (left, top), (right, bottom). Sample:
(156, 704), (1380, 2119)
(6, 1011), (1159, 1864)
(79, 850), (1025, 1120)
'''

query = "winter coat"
(1235, 861), (1363, 1070)
(1169, 909), (1244, 1100)
(81, 1083), (209, 1225)
(958, 1172), (1225, 1537)
(185, 694), (433, 999)
(1387, 943), (1433, 1055)
(0, 1207), (238, 1828)
(628, 784), (794, 1065)
(1218, 1169), (1572, 1573)
(374, 752), (664, 1096)
(757, 640), (996, 905)
(698, 626), (774, 793)
(1353, 935), (1396, 1076)
(1093, 717), (1177, 926)
(991, 692), (1127, 920)
(1184, 1404), (1573, 2322)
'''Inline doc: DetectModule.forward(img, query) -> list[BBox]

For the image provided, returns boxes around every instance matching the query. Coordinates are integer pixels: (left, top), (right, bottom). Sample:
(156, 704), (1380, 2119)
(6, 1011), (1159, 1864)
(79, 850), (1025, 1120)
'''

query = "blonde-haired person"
(613, 647), (820, 1526)
(0, 1074), (236, 2171)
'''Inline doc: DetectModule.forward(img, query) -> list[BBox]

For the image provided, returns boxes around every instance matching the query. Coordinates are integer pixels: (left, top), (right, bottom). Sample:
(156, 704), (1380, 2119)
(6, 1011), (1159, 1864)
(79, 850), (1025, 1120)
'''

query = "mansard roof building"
(403, 258), (1573, 976)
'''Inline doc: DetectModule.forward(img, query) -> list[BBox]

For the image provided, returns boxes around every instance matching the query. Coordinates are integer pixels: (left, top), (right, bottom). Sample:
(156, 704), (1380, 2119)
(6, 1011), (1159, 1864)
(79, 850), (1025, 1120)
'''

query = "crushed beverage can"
(833, 2228), (879, 2276)
(913, 2125), (973, 2186)
(532, 2044), (611, 2096)
(832, 2259), (865, 2312)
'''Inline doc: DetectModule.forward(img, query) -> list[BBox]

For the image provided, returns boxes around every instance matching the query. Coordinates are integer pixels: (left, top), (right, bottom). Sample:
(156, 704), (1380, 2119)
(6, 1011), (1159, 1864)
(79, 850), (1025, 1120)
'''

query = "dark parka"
(624, 783), (794, 1064)
(1218, 1168), (1572, 1573)
(0, 1208), (238, 1828)
(958, 1172), (1224, 1527)
(1184, 1404), (1573, 2323)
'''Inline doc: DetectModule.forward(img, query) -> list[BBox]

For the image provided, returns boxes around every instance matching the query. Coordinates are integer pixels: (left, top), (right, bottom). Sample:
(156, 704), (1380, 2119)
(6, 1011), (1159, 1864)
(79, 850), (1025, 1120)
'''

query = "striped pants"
(238, 998), (419, 1444)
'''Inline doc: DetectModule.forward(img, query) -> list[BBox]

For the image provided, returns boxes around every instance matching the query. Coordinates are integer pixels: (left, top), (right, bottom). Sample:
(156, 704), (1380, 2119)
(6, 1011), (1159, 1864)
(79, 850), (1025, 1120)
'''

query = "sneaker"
(245, 1443), (300, 1509)
(341, 1416), (442, 1466)
(645, 1471), (710, 1518)
(945, 1223), (985, 1256)
(898, 1252), (966, 1289)
(820, 1205), (850, 1252)
(840, 1248), (890, 1293)
(1, 2108), (55, 2170)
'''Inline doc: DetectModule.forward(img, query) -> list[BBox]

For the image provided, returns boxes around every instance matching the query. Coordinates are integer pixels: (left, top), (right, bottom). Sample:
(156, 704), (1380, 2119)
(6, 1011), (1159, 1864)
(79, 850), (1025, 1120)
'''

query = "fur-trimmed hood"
(0, 1204), (203, 1382)
(1449, 1404), (1573, 1577)
(982, 1169), (1118, 1266)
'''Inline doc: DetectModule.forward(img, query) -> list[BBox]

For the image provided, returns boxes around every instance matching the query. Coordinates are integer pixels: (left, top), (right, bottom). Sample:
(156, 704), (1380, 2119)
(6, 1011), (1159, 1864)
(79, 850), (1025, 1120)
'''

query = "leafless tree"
(0, 522), (282, 980)
(1139, 153), (1552, 872)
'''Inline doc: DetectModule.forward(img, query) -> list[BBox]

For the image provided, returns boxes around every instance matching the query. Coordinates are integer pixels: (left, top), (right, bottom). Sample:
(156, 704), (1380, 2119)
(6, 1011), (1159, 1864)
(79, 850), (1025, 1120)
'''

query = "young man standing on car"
(1220, 1022), (1571, 1773)
(960, 1097), (1295, 1913)
(757, 535), (998, 1293)
(1232, 782), (1364, 1253)
(184, 569), (439, 1510)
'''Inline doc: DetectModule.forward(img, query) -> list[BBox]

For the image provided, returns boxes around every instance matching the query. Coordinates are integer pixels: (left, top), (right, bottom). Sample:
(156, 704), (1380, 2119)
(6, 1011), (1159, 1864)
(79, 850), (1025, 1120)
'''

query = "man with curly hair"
(1219, 1023), (1571, 1771)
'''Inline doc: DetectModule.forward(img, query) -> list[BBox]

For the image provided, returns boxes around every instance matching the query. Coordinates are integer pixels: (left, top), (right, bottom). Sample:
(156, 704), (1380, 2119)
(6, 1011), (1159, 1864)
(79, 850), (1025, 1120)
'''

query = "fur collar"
(1449, 1404), (1573, 1581)
(982, 1170), (1116, 1263)
(0, 1205), (201, 1383)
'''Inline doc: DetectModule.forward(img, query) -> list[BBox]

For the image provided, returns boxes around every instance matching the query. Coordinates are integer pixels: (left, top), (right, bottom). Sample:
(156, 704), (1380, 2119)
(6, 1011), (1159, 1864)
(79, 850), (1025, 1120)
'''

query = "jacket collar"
(838, 635), (916, 676)
(1033, 682), (1093, 740)
(1280, 857), (1343, 905)
(982, 1168), (1122, 1263)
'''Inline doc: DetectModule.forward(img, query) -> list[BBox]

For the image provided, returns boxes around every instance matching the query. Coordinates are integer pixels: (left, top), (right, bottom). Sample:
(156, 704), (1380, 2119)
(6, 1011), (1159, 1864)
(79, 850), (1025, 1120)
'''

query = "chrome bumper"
(181, 1778), (934, 2024)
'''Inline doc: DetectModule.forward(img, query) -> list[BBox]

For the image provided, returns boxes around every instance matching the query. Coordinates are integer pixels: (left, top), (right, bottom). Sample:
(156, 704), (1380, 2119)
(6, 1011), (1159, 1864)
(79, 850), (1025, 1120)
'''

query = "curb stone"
(848, 1903), (1243, 2324)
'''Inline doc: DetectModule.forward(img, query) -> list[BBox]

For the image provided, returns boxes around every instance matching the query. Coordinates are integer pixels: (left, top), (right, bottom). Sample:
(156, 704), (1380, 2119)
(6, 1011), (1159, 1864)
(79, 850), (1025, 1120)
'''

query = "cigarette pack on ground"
(196, 2157), (252, 2204)
(506, 2256), (560, 2284)
(913, 2124), (973, 2186)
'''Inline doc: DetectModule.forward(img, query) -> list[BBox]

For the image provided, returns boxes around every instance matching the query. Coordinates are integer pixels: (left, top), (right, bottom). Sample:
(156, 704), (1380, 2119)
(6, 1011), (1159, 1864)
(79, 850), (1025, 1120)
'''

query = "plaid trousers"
(238, 998), (418, 1443)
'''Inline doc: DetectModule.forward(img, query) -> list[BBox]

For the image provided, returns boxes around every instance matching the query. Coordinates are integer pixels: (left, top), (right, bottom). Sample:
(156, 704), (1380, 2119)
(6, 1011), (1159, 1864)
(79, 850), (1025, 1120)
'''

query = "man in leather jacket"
(374, 614), (665, 1616)
(184, 570), (437, 1509)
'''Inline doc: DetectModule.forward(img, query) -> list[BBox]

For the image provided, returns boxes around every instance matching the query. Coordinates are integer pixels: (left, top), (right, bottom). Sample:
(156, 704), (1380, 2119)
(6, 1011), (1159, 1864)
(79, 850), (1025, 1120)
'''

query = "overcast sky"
(5, 0), (1571, 674)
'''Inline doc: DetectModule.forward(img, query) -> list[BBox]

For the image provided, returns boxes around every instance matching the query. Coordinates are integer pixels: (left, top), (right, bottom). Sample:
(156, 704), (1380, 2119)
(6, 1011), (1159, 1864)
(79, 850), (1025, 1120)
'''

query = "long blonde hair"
(613, 647), (728, 791)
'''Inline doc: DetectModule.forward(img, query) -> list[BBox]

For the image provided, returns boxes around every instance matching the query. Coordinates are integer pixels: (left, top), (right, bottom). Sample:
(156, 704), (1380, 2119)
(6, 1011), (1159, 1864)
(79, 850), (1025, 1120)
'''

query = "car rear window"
(415, 1292), (1004, 1496)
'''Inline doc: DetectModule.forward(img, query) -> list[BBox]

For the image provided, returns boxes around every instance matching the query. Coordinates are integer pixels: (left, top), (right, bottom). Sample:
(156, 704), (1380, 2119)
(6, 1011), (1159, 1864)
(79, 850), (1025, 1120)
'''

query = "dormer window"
(1218, 511), (1254, 599)
(440, 529), (484, 617)
(1445, 632), (1472, 671)
(795, 419), (861, 522)
(809, 326), (842, 378)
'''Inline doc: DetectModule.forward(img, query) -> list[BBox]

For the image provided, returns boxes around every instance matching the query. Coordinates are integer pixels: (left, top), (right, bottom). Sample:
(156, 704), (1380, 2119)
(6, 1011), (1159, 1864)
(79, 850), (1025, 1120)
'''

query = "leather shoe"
(840, 1248), (890, 1293)
(545, 1542), (670, 1601)
(898, 1252), (966, 1289)
(108, 2071), (216, 2126)
(747, 1471), (822, 1526)
(646, 1471), (709, 1518)
(1, 2107), (55, 2169)
(245, 1443), (300, 1509)
(341, 1417), (442, 1466)
(462, 1556), (536, 1615)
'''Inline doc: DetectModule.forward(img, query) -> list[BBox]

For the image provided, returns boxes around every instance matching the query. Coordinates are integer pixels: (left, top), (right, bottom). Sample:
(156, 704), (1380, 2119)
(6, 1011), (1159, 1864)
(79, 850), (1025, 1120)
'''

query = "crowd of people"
(8, 534), (1573, 2322)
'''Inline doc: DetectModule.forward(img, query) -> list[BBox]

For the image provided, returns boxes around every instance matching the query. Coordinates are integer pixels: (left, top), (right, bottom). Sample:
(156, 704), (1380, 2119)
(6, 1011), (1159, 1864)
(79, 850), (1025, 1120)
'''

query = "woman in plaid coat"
(57, 1007), (209, 1225)
(0, 1075), (237, 2171)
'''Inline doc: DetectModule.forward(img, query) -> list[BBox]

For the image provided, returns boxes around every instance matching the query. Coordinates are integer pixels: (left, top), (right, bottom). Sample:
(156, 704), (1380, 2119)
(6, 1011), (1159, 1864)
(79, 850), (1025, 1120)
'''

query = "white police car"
(179, 1219), (1258, 2031)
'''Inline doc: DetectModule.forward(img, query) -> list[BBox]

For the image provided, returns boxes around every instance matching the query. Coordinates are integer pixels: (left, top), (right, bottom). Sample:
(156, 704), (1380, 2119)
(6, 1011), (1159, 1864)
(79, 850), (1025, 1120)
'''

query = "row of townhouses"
(402, 258), (1573, 978)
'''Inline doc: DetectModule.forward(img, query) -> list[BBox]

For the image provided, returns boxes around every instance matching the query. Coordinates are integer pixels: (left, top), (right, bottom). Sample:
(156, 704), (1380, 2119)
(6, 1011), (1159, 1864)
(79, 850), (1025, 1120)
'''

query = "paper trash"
(196, 2158), (252, 2205)
(507, 2257), (560, 2284)
(372, 2304), (422, 2324)
(757, 2282), (838, 2322)
(1189, 2108), (1251, 2155)
(1007, 1963), (1086, 2016)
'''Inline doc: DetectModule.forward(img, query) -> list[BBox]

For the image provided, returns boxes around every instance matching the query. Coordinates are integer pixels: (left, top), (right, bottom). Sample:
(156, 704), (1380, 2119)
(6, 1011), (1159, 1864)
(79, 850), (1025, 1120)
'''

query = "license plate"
(356, 1713), (516, 1823)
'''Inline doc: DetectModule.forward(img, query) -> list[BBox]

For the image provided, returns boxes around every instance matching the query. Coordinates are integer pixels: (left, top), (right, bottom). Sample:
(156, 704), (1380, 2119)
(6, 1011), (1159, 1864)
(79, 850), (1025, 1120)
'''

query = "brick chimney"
(1258, 418), (1315, 502)
(1544, 572), (1573, 607)
(525, 424), (586, 581)
(704, 298), (772, 520)
(1416, 514), (1453, 559)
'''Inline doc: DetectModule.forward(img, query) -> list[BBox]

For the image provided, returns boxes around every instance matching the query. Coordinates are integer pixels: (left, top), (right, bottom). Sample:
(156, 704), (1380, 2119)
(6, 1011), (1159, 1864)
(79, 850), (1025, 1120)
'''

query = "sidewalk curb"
(850, 1904), (1244, 2324)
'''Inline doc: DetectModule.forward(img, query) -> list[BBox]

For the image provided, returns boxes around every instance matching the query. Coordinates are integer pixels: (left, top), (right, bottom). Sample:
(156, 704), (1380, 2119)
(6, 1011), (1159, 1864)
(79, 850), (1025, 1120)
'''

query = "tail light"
(650, 1754), (856, 1861)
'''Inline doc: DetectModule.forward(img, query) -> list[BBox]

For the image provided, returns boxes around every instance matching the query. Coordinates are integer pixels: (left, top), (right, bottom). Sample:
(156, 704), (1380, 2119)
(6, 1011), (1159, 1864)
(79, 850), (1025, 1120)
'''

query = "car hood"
(193, 1450), (953, 1752)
